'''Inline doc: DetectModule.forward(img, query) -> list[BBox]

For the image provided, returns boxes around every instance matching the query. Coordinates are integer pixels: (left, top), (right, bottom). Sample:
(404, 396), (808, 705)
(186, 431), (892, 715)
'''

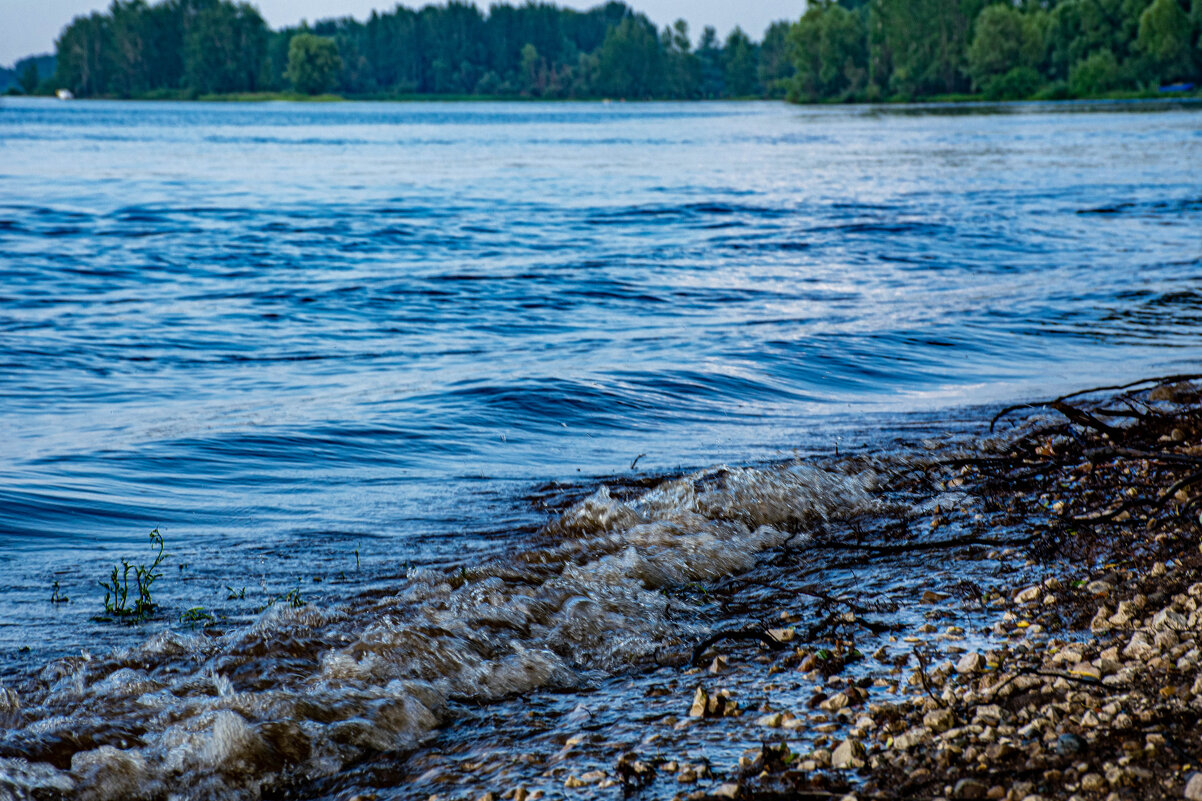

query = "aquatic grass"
(49, 581), (69, 604)
(179, 606), (214, 625)
(98, 528), (166, 622)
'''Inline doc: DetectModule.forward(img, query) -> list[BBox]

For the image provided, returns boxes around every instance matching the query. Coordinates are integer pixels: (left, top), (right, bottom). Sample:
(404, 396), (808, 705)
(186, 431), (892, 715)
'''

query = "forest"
(17, 0), (1202, 102)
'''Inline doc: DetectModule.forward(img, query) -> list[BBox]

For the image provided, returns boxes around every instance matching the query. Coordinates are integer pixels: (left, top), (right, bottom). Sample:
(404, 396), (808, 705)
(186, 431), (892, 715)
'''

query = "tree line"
(791, 0), (1201, 101)
(35, 0), (1202, 102)
(46, 0), (793, 99)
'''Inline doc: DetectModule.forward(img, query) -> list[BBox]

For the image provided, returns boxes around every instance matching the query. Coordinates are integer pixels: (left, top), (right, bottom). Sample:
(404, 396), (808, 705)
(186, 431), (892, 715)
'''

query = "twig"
(690, 627), (786, 666)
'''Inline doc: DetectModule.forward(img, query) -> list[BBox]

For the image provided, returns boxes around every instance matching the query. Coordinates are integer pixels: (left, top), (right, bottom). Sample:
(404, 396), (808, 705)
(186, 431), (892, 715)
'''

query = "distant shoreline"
(7, 90), (1201, 106)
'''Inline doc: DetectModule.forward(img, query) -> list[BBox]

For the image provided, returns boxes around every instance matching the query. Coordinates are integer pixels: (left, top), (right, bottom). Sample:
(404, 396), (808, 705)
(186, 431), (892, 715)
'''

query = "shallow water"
(0, 98), (1201, 798)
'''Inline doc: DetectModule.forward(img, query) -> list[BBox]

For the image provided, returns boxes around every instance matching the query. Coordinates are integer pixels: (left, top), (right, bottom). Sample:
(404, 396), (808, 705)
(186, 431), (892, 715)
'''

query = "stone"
(1069, 663), (1101, 681)
(711, 784), (740, 799)
(1154, 609), (1188, 632)
(957, 653), (984, 675)
(709, 656), (728, 674)
(689, 687), (708, 717)
(1055, 733), (1085, 756)
(832, 739), (865, 768)
(767, 628), (795, 643)
(564, 777), (585, 789)
(756, 712), (783, 728)
(1156, 630), (1181, 650)
(1123, 633), (1155, 660)
(1184, 774), (1202, 801)
(1015, 586), (1042, 604)
(1079, 774), (1106, 792)
(821, 693), (850, 712)
(924, 708), (955, 733)
(1090, 607), (1112, 633)
(954, 779), (989, 800)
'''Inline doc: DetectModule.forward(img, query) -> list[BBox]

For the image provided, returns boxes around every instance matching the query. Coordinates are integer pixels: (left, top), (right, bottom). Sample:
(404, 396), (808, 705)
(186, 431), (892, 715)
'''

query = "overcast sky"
(2, 0), (806, 67)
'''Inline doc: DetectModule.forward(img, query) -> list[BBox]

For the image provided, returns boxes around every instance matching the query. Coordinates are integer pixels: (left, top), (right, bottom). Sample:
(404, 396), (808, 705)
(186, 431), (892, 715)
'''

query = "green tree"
(1070, 48), (1122, 95)
(661, 19), (701, 98)
(18, 62), (39, 94)
(519, 42), (543, 94)
(285, 32), (342, 94)
(871, 0), (986, 97)
(185, 1), (268, 95)
(696, 26), (725, 97)
(789, 2), (868, 101)
(966, 4), (1047, 94)
(758, 21), (796, 98)
(723, 27), (759, 96)
(55, 12), (113, 96)
(1137, 0), (1194, 82)
(595, 16), (661, 98)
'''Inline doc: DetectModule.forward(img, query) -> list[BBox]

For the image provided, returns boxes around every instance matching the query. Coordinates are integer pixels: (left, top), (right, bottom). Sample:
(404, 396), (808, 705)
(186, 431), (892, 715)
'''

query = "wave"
(0, 461), (877, 800)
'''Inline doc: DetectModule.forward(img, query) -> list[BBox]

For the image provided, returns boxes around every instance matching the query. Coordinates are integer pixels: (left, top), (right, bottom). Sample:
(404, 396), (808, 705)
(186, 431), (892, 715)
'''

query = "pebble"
(821, 692), (850, 711)
(953, 778), (988, 800)
(832, 739), (865, 768)
(1055, 733), (1085, 756)
(1014, 586), (1041, 604)
(956, 653), (984, 674)
(924, 708), (955, 733)
(1185, 773), (1202, 801)
(1069, 662), (1101, 681)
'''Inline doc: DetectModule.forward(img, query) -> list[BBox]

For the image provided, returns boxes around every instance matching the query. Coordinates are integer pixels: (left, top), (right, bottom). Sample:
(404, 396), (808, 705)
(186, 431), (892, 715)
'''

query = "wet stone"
(924, 708), (955, 733)
(1186, 773), (1202, 801)
(1055, 733), (1085, 756)
(832, 738), (865, 768)
(954, 778), (989, 800)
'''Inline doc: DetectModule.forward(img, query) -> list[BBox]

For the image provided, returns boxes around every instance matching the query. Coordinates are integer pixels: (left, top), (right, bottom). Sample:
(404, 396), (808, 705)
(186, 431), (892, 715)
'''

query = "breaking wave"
(0, 462), (877, 800)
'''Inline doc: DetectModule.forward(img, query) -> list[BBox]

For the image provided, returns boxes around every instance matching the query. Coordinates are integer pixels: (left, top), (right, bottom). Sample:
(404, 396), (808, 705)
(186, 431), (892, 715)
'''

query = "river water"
(0, 98), (1199, 798)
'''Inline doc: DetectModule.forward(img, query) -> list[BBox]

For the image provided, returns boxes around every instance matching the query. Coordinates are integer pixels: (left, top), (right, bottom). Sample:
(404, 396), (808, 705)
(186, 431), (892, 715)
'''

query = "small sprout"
(354, 544), (360, 570)
(226, 586), (246, 600)
(99, 529), (166, 622)
(264, 587), (305, 610)
(50, 581), (69, 604)
(179, 607), (214, 625)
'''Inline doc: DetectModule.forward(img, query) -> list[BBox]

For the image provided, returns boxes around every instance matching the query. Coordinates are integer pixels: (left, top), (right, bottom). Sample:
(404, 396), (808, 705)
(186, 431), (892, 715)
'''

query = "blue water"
(1, 98), (1201, 668)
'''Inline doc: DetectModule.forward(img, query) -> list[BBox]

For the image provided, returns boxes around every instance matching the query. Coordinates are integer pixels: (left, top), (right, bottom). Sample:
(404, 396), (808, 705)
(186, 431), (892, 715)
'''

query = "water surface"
(0, 97), (1200, 798)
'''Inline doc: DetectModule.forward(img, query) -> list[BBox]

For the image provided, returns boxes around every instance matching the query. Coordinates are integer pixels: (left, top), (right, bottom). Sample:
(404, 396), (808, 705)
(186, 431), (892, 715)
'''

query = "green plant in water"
(226, 586), (246, 600)
(263, 586), (305, 611)
(179, 606), (214, 624)
(99, 529), (166, 621)
(50, 581), (69, 604)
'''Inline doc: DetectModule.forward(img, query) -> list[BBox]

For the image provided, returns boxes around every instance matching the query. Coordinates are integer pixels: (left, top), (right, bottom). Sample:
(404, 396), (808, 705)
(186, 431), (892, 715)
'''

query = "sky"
(1, 0), (807, 67)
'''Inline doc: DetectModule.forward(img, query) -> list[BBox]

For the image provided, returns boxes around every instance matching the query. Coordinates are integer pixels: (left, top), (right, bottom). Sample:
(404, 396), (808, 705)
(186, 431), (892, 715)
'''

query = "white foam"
(2, 461), (877, 798)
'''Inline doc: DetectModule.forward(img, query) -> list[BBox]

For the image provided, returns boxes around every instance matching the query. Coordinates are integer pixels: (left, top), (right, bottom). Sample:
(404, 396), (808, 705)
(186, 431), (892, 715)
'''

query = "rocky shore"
(363, 377), (1202, 801)
(482, 376), (1202, 801)
(664, 376), (1202, 801)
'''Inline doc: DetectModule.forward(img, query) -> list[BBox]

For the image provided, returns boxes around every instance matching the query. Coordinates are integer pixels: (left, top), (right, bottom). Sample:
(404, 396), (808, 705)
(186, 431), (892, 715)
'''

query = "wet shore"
(5, 375), (1202, 801)
(395, 375), (1202, 801)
